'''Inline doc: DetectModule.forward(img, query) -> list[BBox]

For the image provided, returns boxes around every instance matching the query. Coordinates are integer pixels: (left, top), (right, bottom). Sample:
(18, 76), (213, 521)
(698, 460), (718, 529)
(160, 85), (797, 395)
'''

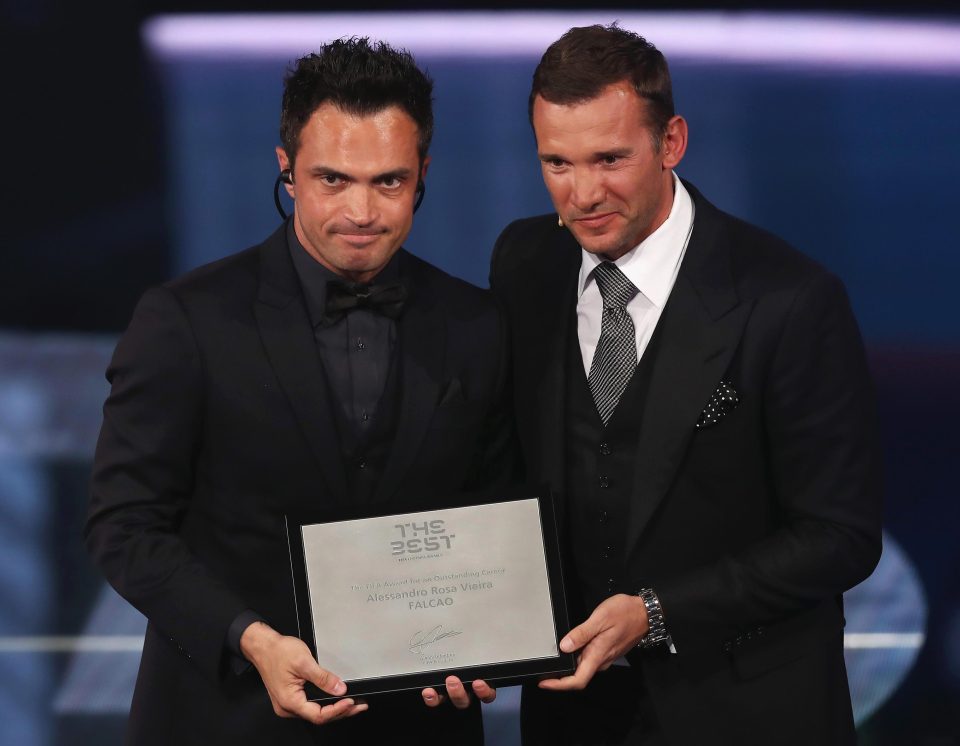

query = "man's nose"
(343, 185), (378, 225)
(570, 170), (605, 213)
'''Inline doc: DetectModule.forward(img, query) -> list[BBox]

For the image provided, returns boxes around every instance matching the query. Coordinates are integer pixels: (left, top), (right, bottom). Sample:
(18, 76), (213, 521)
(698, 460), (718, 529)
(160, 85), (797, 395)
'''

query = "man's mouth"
(336, 230), (384, 247)
(573, 212), (616, 229)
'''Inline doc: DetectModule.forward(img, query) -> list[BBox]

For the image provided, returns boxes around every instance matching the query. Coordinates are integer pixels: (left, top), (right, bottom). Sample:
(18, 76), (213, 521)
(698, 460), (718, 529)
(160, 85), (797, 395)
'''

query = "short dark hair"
(530, 24), (674, 149)
(280, 37), (434, 169)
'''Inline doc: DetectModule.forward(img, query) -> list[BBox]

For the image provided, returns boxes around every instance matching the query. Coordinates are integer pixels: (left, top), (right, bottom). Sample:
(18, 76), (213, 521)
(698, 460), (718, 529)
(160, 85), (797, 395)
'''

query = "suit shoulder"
(687, 183), (834, 294)
(717, 211), (838, 296)
(163, 244), (261, 300)
(498, 213), (559, 243)
(490, 213), (576, 290)
(126, 236), (269, 333)
(497, 213), (562, 253)
(401, 250), (496, 316)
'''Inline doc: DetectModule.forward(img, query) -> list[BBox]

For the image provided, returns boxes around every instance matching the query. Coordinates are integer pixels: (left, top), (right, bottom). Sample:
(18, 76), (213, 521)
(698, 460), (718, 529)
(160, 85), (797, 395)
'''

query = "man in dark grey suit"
(86, 38), (504, 745)
(489, 24), (882, 745)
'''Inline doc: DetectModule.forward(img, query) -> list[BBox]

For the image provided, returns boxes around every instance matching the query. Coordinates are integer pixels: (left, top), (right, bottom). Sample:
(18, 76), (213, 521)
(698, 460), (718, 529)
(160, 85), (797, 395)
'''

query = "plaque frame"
(285, 490), (575, 702)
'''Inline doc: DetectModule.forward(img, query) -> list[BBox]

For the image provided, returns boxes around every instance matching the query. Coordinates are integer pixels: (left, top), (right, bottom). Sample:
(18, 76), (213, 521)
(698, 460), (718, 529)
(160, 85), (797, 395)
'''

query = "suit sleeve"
(85, 287), (249, 682)
(463, 295), (522, 491)
(488, 220), (517, 294)
(656, 272), (883, 653)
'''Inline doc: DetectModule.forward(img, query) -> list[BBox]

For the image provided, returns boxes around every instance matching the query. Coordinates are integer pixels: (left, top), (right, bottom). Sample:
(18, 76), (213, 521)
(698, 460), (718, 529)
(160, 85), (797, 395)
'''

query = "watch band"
(637, 587), (670, 648)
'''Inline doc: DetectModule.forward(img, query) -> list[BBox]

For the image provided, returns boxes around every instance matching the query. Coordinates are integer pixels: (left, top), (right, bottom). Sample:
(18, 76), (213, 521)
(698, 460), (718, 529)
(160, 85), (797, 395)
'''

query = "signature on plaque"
(409, 625), (463, 654)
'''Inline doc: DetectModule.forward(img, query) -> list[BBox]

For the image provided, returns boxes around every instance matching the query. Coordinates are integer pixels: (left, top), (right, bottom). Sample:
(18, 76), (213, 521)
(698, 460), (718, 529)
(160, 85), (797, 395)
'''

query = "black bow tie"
(322, 280), (407, 325)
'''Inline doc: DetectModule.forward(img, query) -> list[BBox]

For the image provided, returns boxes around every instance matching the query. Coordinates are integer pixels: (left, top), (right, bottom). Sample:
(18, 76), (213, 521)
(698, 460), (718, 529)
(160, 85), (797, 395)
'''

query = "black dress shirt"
(226, 222), (402, 664)
(287, 221), (398, 436)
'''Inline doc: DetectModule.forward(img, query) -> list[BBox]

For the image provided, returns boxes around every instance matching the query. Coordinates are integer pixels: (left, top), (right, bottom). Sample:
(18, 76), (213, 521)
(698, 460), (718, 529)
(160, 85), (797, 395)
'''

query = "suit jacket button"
(599, 511), (609, 523)
(598, 476), (610, 488)
(599, 442), (611, 456)
(722, 641), (732, 653)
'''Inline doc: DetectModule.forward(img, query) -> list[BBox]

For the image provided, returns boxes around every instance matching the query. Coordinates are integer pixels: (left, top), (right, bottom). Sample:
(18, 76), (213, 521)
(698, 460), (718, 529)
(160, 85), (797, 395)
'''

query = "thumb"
(301, 656), (347, 697)
(559, 616), (599, 654)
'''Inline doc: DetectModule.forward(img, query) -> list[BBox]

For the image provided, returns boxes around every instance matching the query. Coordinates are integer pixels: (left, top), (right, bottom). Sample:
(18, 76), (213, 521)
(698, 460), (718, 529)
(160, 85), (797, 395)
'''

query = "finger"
(294, 697), (356, 725)
(304, 662), (347, 697)
(422, 687), (446, 708)
(317, 699), (368, 725)
(538, 648), (601, 691)
(344, 702), (369, 718)
(471, 679), (497, 704)
(559, 617), (599, 654)
(538, 672), (591, 691)
(445, 676), (472, 709)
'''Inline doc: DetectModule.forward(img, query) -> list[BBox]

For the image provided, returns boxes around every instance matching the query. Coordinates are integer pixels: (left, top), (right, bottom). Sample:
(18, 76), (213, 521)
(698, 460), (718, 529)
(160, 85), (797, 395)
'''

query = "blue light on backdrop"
(145, 12), (960, 347)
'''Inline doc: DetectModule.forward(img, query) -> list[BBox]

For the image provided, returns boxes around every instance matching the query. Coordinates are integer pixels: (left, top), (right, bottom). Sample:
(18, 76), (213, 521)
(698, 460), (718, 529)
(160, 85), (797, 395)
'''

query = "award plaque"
(286, 493), (574, 701)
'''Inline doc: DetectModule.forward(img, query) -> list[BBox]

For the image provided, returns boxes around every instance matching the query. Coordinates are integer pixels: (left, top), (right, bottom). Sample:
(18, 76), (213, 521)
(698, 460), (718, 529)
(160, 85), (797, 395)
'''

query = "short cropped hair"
(280, 37), (434, 168)
(530, 24), (674, 149)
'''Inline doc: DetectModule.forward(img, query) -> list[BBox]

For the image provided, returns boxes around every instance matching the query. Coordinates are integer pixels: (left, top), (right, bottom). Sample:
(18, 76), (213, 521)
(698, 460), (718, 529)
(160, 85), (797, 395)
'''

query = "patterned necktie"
(587, 262), (639, 425)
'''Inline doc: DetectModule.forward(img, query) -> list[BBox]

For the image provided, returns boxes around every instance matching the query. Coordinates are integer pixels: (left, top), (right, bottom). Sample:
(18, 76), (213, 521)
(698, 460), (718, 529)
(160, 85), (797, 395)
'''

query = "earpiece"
(274, 170), (292, 219)
(413, 180), (426, 214)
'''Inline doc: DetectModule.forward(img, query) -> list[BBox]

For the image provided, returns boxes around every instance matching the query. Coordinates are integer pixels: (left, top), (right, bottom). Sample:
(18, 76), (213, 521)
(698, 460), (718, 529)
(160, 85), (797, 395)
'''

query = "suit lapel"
(373, 252), (444, 504)
(253, 227), (349, 503)
(624, 190), (753, 554)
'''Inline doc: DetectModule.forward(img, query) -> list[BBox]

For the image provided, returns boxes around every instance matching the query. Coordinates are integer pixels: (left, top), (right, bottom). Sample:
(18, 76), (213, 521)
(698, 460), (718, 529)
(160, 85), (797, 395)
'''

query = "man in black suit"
(86, 38), (503, 745)
(489, 25), (882, 745)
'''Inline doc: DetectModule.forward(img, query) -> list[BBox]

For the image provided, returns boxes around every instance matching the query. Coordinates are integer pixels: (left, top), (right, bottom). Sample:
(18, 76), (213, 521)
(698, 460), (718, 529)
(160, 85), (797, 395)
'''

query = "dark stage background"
(1, 3), (958, 745)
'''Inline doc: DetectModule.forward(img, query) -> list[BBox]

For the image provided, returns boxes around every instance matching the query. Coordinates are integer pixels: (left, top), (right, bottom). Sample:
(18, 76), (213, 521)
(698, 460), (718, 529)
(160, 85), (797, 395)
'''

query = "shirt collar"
(577, 172), (693, 309)
(286, 220), (402, 328)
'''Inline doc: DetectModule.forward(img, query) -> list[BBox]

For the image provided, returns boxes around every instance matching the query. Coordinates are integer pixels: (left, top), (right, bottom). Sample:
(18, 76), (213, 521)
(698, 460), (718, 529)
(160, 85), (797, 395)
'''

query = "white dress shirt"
(577, 172), (694, 375)
(576, 173), (693, 658)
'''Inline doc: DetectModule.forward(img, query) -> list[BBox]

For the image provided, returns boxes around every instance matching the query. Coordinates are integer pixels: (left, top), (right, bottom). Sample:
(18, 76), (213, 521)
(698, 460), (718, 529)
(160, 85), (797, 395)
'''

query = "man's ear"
(412, 156), (431, 213)
(276, 146), (295, 198)
(660, 116), (688, 170)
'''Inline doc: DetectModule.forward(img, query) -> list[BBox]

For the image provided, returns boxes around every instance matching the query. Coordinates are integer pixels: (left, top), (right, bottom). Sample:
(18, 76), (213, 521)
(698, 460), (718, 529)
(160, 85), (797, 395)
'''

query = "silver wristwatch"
(637, 587), (670, 648)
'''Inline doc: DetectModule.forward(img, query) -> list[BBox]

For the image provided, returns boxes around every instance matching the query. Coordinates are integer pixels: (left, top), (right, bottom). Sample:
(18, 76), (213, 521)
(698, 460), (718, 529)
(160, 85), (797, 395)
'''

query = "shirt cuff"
(225, 609), (266, 675)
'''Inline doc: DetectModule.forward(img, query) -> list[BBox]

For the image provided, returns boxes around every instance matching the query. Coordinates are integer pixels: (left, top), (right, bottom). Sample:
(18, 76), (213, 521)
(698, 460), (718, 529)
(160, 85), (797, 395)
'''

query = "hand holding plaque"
(286, 494), (574, 701)
(538, 593), (651, 691)
(422, 675), (498, 709)
(240, 621), (368, 723)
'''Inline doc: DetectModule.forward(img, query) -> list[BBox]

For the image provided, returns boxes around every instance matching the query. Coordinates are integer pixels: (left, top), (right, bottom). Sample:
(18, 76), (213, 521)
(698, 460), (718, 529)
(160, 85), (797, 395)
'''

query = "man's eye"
(548, 159), (566, 168)
(381, 177), (402, 189)
(321, 174), (342, 186)
(601, 155), (619, 165)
